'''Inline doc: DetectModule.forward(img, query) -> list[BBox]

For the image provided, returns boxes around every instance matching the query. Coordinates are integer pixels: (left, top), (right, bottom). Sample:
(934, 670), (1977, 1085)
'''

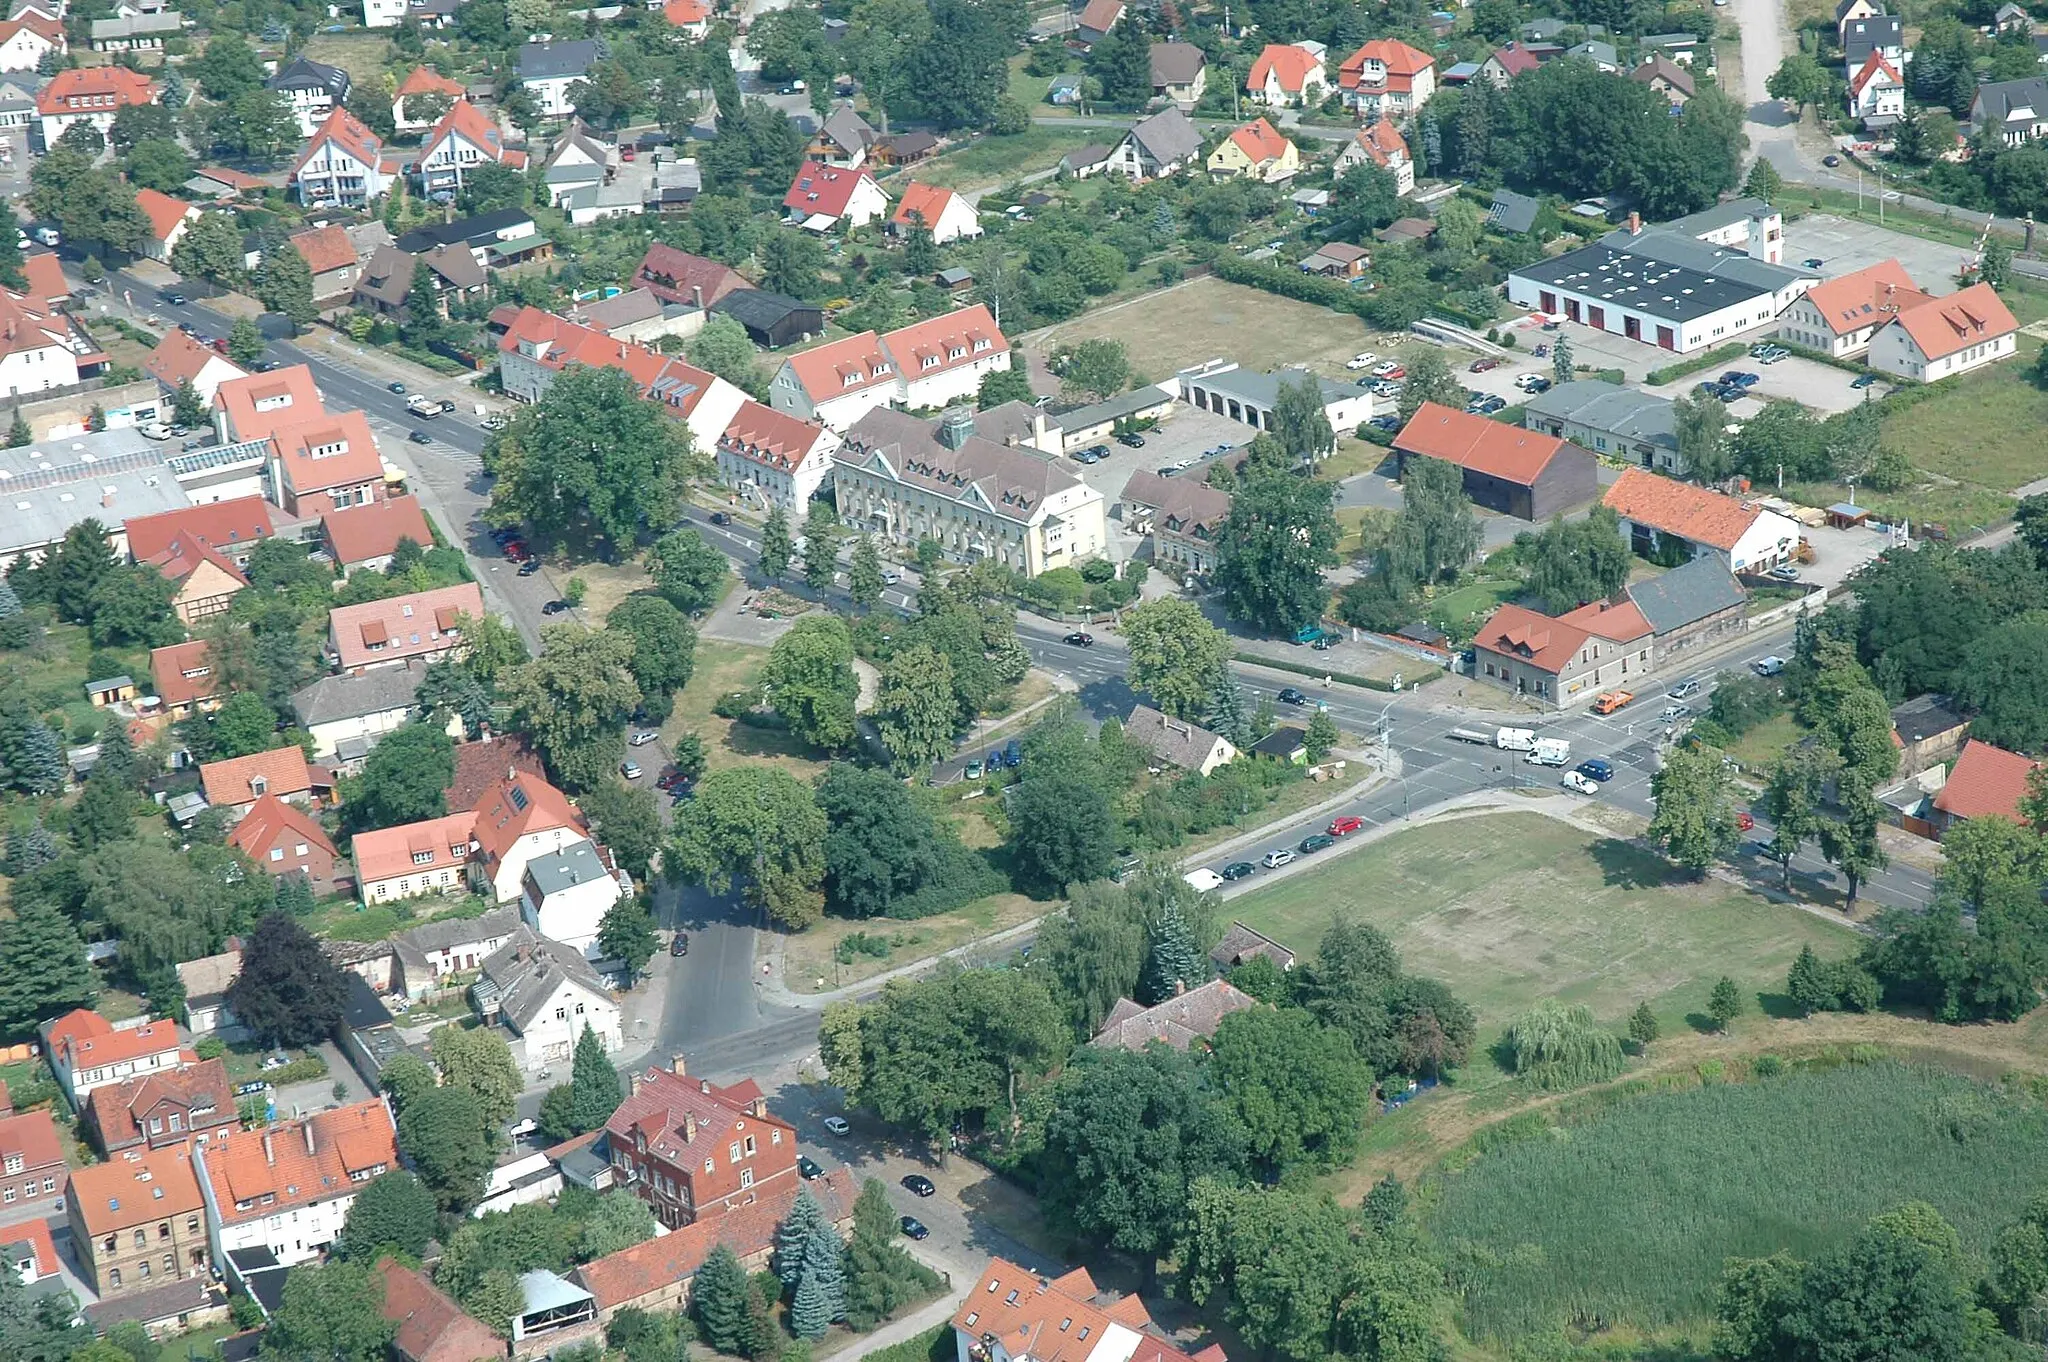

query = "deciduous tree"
(396, 1085), (494, 1213)
(646, 528), (730, 614)
(597, 895), (659, 977)
(501, 625), (643, 792)
(763, 615), (859, 751)
(606, 596), (697, 708)
(1214, 474), (1339, 636)
(1122, 599), (1231, 721)
(429, 1024), (522, 1127)
(873, 643), (956, 774)
(1647, 743), (1740, 878)
(261, 1259), (393, 1362)
(667, 765), (829, 929)
(344, 722), (454, 833)
(226, 911), (348, 1049)
(1007, 773), (1116, 896)
(337, 1171), (438, 1262)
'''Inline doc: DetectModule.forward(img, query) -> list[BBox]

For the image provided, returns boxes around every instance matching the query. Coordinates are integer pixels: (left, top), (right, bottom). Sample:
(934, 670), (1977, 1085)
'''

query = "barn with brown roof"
(1392, 402), (1597, 520)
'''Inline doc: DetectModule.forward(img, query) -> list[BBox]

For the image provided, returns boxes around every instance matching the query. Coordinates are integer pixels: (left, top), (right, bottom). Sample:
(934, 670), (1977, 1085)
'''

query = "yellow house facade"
(1206, 118), (1301, 184)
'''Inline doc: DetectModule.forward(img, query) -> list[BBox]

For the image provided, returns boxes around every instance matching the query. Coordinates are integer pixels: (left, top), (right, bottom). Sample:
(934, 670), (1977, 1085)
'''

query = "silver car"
(1261, 848), (1296, 869)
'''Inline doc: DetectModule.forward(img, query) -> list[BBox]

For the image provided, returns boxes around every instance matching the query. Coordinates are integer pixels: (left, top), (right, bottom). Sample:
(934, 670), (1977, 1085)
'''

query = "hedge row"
(1643, 341), (1752, 387)
(1233, 650), (1439, 692)
(1208, 252), (1496, 333)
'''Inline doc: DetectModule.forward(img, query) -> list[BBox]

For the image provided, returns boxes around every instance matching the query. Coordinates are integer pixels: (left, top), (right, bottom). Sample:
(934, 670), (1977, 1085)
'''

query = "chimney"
(303, 1121), (316, 1155)
(262, 1133), (274, 1166)
(1174, 979), (1186, 996)
(671, 1053), (688, 1077)
(681, 1113), (697, 1141)
(1627, 211), (1641, 236)
(749, 1098), (767, 1118)
(699, 1079), (710, 1095)
(937, 407), (975, 450)
(691, 285), (704, 310)
(629, 1071), (643, 1097)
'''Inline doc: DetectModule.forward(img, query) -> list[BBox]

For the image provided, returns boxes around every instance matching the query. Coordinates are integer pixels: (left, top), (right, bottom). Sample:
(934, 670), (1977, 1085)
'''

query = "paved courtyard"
(1780, 213), (1969, 297)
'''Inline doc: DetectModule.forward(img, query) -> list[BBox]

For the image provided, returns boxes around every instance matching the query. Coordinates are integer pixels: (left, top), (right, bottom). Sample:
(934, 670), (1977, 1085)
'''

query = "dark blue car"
(1576, 758), (1614, 782)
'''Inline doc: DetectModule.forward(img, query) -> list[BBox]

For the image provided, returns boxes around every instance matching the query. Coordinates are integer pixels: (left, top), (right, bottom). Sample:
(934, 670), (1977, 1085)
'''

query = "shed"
(713, 290), (825, 348)
(1826, 501), (1870, 528)
(1250, 726), (1308, 764)
(86, 676), (137, 707)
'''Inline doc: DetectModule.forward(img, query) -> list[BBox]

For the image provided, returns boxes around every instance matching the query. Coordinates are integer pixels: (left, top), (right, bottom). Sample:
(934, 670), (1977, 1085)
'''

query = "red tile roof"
(952, 1259), (1217, 1362)
(1934, 739), (2039, 823)
(290, 224), (358, 277)
(216, 365), (324, 443)
(1093, 979), (1258, 1051)
(70, 1145), (205, 1237)
(395, 66), (465, 100)
(376, 1258), (502, 1362)
(1850, 50), (1903, 97)
(784, 329), (891, 403)
(1797, 259), (1929, 337)
(44, 1011), (183, 1077)
(660, 0), (709, 23)
(327, 582), (485, 672)
(82, 1058), (236, 1153)
(1601, 468), (1765, 552)
(1472, 602), (1593, 675)
(1558, 596), (1653, 642)
(144, 329), (248, 392)
(0, 1109), (64, 1174)
(470, 769), (581, 868)
(273, 408), (386, 497)
(124, 496), (274, 565)
(632, 244), (750, 308)
(135, 190), (195, 245)
(890, 180), (963, 230)
(1, 1218), (61, 1283)
(1487, 42), (1544, 77)
(423, 99), (512, 166)
(602, 1063), (796, 1207)
(228, 793), (338, 864)
(1395, 402), (1571, 485)
(445, 735), (545, 811)
(202, 1101), (397, 1229)
(1224, 117), (1292, 166)
(1248, 43), (1323, 94)
(200, 746), (315, 808)
(719, 400), (832, 474)
(1353, 118), (1408, 167)
(498, 306), (732, 417)
(323, 495), (433, 567)
(1887, 282), (2019, 362)
(37, 65), (156, 116)
(1339, 38), (1432, 91)
(143, 530), (246, 592)
(781, 161), (882, 220)
(149, 641), (219, 710)
(1077, 0), (1124, 31)
(21, 253), (66, 305)
(291, 106), (386, 182)
(350, 810), (478, 888)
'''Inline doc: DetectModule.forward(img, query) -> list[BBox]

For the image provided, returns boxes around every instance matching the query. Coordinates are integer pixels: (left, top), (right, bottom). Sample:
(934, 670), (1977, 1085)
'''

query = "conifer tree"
(776, 1188), (828, 1287)
(1138, 898), (1205, 1005)
(692, 1244), (751, 1354)
(569, 1023), (623, 1133)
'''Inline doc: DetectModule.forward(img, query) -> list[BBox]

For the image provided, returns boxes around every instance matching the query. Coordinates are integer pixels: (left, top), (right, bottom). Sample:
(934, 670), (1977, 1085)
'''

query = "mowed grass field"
(1875, 334), (2048, 514)
(662, 639), (828, 780)
(1227, 812), (1857, 1048)
(1430, 1061), (2048, 1342)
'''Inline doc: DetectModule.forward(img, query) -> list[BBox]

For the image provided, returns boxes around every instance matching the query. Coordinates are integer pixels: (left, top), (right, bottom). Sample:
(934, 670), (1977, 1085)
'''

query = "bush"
(711, 689), (760, 720)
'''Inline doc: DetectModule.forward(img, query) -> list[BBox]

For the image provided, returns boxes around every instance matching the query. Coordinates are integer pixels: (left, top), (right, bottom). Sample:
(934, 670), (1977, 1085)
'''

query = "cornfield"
(1428, 1061), (2048, 1342)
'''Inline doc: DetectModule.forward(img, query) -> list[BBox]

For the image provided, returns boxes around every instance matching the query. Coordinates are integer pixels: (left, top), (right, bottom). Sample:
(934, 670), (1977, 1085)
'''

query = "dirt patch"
(558, 559), (655, 624)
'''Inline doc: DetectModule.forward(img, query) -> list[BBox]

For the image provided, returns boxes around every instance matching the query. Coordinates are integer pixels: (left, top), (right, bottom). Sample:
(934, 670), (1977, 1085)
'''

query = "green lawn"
(1226, 812), (1856, 1047)
(1723, 710), (1806, 775)
(661, 639), (827, 779)
(1879, 337), (2048, 496)
(1423, 576), (1528, 644)
(908, 126), (1103, 192)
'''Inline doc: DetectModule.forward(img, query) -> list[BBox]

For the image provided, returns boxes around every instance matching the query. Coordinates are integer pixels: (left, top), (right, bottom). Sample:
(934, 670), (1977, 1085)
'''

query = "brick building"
(602, 1061), (799, 1229)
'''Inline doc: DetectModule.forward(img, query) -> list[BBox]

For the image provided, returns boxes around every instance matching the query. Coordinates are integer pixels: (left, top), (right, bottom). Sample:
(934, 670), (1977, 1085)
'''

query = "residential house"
(472, 766), (586, 904)
(1631, 54), (1694, 108)
(1298, 240), (1371, 277)
(321, 494), (433, 575)
(1520, 380), (1679, 472)
(1834, 0), (1884, 30)
(228, 794), (338, 894)
(632, 243), (750, 310)
(1622, 555), (1747, 659)
(194, 1101), (398, 1267)
(140, 531), (247, 625)
(1849, 51), (1904, 124)
(352, 810), (481, 908)
(66, 1145), (211, 1299)
(0, 1110), (66, 1215)
(214, 363), (323, 444)
(0, 12), (62, 71)
(781, 160), (889, 231)
(36, 65), (156, 147)
(291, 106), (393, 208)
(135, 190), (199, 265)
(1074, 0), (1124, 46)
(149, 640), (223, 719)
(520, 839), (627, 957)
(362, 0), (408, 25)
(1210, 921), (1297, 972)
(1601, 467), (1804, 573)
(1110, 106), (1202, 180)
(1123, 704), (1237, 776)
(832, 405), (1108, 576)
(327, 582), (486, 673)
(572, 1172), (857, 1322)
(538, 122), (611, 212)
(1207, 117), (1299, 183)
(517, 40), (607, 120)
(656, 0), (710, 35)
(1060, 142), (1116, 178)
(1177, 360), (1373, 441)
(474, 931), (622, 1075)
(199, 747), (318, 821)
(291, 661), (446, 765)
(1150, 41), (1207, 106)
(1117, 469), (1231, 574)
(1867, 281), (2020, 381)
(1569, 39), (1619, 70)
(951, 1260), (1227, 1362)
(889, 181), (981, 244)
(1393, 402), (1598, 520)
(564, 287), (706, 346)
(1931, 739), (2039, 834)
(415, 99), (524, 196)
(173, 953), (241, 1038)
(352, 243), (486, 319)
(376, 1257), (503, 1362)
(1839, 14), (1901, 75)
(810, 104), (875, 167)
(270, 408), (387, 516)
(1471, 598), (1654, 709)
(0, 73), (39, 132)
(0, 274), (111, 410)
(144, 328), (248, 406)
(82, 1059), (235, 1155)
(1488, 187), (1542, 235)
(601, 1059), (799, 1228)
(1246, 41), (1329, 106)
(1480, 41), (1547, 85)
(1891, 694), (1970, 776)
(392, 65), (465, 132)
(447, 734), (546, 809)
(768, 305), (1012, 430)
(1775, 258), (1930, 358)
(43, 1011), (184, 1109)
(1642, 32), (1703, 65)
(1972, 77), (2048, 144)
(494, 307), (749, 445)
(1999, 0), (2033, 31)
(1339, 38), (1435, 115)
(713, 290), (825, 348)
(267, 55), (350, 138)
(715, 399), (840, 511)
(1093, 979), (1258, 1052)
(870, 130), (939, 167)
(290, 224), (365, 302)
(1334, 118), (1412, 194)
(389, 905), (523, 995)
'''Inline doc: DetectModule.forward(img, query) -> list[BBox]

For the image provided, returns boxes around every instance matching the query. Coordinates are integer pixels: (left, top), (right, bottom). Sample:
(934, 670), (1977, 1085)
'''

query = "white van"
(1526, 737), (1572, 767)
(1496, 727), (1537, 752)
(1183, 868), (1225, 893)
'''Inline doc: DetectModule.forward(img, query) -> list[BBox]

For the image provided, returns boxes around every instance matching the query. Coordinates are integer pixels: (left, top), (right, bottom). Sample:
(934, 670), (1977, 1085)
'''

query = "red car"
(501, 539), (528, 560)
(1328, 815), (1364, 837)
(210, 337), (230, 355)
(1469, 358), (1500, 373)
(1737, 811), (1755, 832)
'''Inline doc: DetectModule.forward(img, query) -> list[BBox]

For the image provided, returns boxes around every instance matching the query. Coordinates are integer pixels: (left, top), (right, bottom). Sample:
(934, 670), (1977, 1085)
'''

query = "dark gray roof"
(482, 929), (611, 1029)
(1210, 919), (1296, 968)
(1052, 385), (1176, 429)
(1150, 40), (1206, 85)
(517, 38), (607, 80)
(1488, 188), (1541, 234)
(1519, 235), (1802, 325)
(291, 659), (428, 728)
(267, 55), (350, 98)
(1522, 380), (1676, 452)
(396, 208), (536, 252)
(1841, 14), (1901, 64)
(394, 904), (523, 957)
(839, 407), (1085, 524)
(714, 289), (821, 329)
(524, 838), (615, 896)
(1124, 704), (1232, 768)
(1891, 693), (1967, 744)
(342, 972), (395, 1031)
(85, 1277), (211, 1332)
(1248, 727), (1307, 760)
(1126, 106), (1201, 165)
(1625, 556), (1745, 634)
(817, 104), (876, 156)
(1974, 76), (2048, 127)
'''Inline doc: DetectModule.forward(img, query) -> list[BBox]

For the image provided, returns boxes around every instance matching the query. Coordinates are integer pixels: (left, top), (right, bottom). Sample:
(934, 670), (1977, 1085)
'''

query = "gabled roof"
(135, 189), (195, 243)
(228, 792), (337, 862)
(322, 495), (432, 567)
(661, 0), (710, 24)
(1624, 553), (1746, 634)
(395, 66), (465, 100)
(44, 1010), (182, 1076)
(1630, 54), (1695, 96)
(150, 640), (219, 709)
(515, 37), (606, 80)
(175, 951), (242, 1005)
(1934, 739), (2039, 822)
(1602, 467), (1770, 551)
(1891, 693), (1968, 746)
(481, 929), (610, 1029)
(1472, 602), (1593, 674)
(447, 735), (545, 809)
(291, 658), (431, 728)
(602, 1061), (789, 1172)
(273, 408), (385, 496)
(1339, 37), (1433, 90)
(70, 1145), (204, 1236)
(267, 55), (350, 97)
(0, 1109), (62, 1172)
(145, 328), (248, 392)
(291, 106), (385, 182)
(376, 1258), (502, 1362)
(200, 746), (315, 807)
(328, 582), (485, 672)
(1394, 401), (1573, 485)
(1351, 118), (1408, 167)
(1222, 117), (1292, 166)
(1076, 0), (1124, 30)
(781, 160), (883, 219)
(1793, 258), (1927, 335)
(632, 243), (749, 307)
(422, 99), (510, 164)
(720, 400), (834, 473)
(37, 64), (154, 115)
(1211, 921), (1296, 970)
(1123, 703), (1232, 769)
(784, 304), (1008, 402)
(143, 529), (246, 591)
(124, 495), (273, 564)
(1849, 50), (1903, 97)
(1558, 596), (1652, 643)
(1487, 42), (1544, 77)
(838, 406), (1079, 525)
(816, 104), (876, 156)
(1248, 42), (1324, 94)
(890, 180), (964, 230)
(1093, 979), (1258, 1051)
(1886, 282), (2018, 361)
(471, 768), (581, 867)
(216, 364), (324, 444)
(84, 1058), (235, 1152)
(204, 1101), (396, 1226)
(1150, 40), (1206, 85)
(1125, 106), (1202, 165)
(350, 810), (478, 886)
(951, 1259), (1211, 1362)
(290, 224), (358, 277)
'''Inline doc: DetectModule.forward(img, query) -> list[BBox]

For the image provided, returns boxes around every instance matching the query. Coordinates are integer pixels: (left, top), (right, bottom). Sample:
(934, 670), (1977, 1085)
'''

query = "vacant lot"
(781, 891), (1041, 994)
(1031, 276), (1393, 387)
(902, 126), (1101, 193)
(663, 640), (828, 780)
(1877, 335), (2048, 511)
(1431, 1061), (2048, 1342)
(1228, 811), (1856, 1039)
(301, 33), (397, 91)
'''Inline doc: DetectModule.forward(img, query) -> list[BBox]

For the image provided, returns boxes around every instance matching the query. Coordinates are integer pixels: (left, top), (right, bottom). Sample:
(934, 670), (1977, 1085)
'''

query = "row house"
(768, 304), (1011, 430)
(602, 1060), (800, 1229)
(714, 399), (840, 513)
(82, 1058), (237, 1156)
(0, 1108), (66, 1215)
(194, 1100), (398, 1267)
(67, 1145), (212, 1300)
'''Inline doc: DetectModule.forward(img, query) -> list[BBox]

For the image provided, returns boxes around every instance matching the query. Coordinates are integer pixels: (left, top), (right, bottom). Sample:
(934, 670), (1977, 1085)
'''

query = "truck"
(405, 394), (443, 419)
(1526, 737), (1572, 767)
(1593, 690), (1634, 715)
(1495, 727), (1537, 752)
(1448, 726), (1495, 745)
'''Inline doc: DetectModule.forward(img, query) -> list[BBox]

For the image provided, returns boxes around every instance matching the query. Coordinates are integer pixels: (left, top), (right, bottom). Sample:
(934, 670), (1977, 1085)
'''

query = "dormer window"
(310, 439), (347, 459)
(250, 776), (268, 796)
(922, 355), (939, 370)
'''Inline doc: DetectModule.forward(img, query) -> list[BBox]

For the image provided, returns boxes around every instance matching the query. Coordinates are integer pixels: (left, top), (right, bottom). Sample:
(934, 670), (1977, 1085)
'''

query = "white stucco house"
(477, 932), (623, 1076)
(1866, 282), (2019, 382)
(519, 838), (628, 958)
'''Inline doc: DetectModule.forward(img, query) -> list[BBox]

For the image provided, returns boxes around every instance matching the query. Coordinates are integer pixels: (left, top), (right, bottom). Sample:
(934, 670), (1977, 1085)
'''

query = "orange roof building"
(292, 105), (395, 209)
(600, 1060), (801, 1230)
(351, 761), (582, 907)
(149, 640), (222, 716)
(124, 496), (275, 567)
(65, 1144), (211, 1300)
(1208, 117), (1299, 183)
(1602, 467), (1803, 573)
(41, 1010), (185, 1105)
(771, 304), (1010, 430)
(134, 190), (198, 262)
(888, 181), (981, 244)
(952, 1258), (1226, 1362)
(0, 1109), (68, 1219)
(352, 810), (480, 906)
(780, 160), (890, 230)
(141, 530), (247, 625)
(1247, 42), (1329, 104)
(1776, 258), (1931, 358)
(1337, 38), (1434, 113)
(1470, 599), (1654, 710)
(326, 581), (485, 674)
(82, 1058), (237, 1156)
(418, 99), (524, 196)
(215, 364), (325, 444)
(193, 1100), (397, 1266)
(37, 66), (157, 144)
(1393, 402), (1598, 521)
(1340, 118), (1413, 194)
(392, 66), (466, 134)
(659, 0), (710, 29)
(496, 305), (750, 440)
(290, 224), (360, 280)
(715, 400), (840, 512)
(199, 746), (318, 816)
(471, 767), (585, 903)
(376, 1257), (502, 1362)
(228, 793), (339, 892)
(271, 407), (389, 516)
(143, 329), (249, 404)
(322, 494), (434, 571)
(1933, 739), (2040, 829)
(1869, 280), (2020, 382)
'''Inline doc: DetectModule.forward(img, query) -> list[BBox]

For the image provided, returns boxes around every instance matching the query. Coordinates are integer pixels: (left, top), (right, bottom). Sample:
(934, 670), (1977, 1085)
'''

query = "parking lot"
(1644, 351), (1891, 414)
(1070, 403), (1247, 552)
(1781, 213), (1966, 299)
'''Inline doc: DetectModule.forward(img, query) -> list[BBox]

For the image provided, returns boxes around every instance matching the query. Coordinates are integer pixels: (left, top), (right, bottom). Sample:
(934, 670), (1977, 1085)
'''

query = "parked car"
(1328, 815), (1364, 836)
(1513, 374), (1551, 393)
(630, 730), (660, 746)
(1737, 810), (1756, 831)
(798, 1155), (822, 1179)
(1576, 758), (1614, 781)
(1668, 678), (1701, 699)
(1472, 394), (1507, 414)
(1822, 154), (1841, 167)
(1003, 741), (1021, 768)
(1368, 415), (1401, 431)
(541, 599), (570, 615)
(1757, 348), (1789, 365)
(1261, 848), (1296, 869)
(1802, 257), (1825, 269)
(1345, 351), (1380, 370)
(900, 1216), (930, 1240)
(1085, 443), (1110, 460)
(1298, 832), (1336, 854)
(518, 558), (543, 576)
(1720, 371), (1760, 388)
(964, 758), (983, 780)
(902, 1175), (936, 1197)
(1562, 770), (1600, 795)
(1277, 687), (1308, 705)
(502, 539), (528, 559)
(823, 1117), (850, 1136)
(1470, 357), (1500, 373)
(1768, 564), (1800, 582)
(1851, 373), (1880, 389)
(670, 932), (688, 956)
(1371, 360), (1406, 379)
(620, 760), (642, 780)
(1063, 631), (1094, 646)
(178, 321), (197, 335)
(1116, 431), (1146, 447)
(1221, 861), (1256, 881)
